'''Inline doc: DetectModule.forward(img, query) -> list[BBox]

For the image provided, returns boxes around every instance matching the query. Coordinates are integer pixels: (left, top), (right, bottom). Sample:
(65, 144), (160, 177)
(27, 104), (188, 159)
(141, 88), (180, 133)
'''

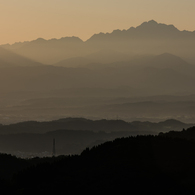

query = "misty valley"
(1, 20), (195, 193)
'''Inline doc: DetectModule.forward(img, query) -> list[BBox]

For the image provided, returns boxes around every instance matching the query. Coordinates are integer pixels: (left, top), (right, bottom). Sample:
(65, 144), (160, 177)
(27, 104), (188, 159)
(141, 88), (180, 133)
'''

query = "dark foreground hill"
(159, 126), (195, 139)
(2, 133), (195, 194)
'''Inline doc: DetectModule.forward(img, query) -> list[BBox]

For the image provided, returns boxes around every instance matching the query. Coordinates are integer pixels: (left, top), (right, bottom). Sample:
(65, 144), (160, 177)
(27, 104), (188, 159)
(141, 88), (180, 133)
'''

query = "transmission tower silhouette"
(52, 138), (56, 157)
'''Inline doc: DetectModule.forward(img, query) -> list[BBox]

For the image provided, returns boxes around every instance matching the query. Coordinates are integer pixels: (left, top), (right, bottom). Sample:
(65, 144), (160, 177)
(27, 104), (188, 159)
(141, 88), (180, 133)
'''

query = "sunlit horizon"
(1, 19), (195, 46)
(1, 0), (195, 44)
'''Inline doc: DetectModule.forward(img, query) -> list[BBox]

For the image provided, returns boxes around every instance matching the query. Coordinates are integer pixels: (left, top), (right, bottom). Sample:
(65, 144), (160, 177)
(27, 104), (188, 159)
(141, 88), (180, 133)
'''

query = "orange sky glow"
(0, 0), (195, 44)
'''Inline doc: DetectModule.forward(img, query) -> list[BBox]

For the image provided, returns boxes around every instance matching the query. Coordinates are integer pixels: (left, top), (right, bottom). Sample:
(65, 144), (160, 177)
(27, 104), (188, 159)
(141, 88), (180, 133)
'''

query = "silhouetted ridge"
(0, 117), (191, 134)
(6, 36), (83, 47)
(153, 53), (188, 63)
(137, 20), (178, 31)
(2, 20), (195, 64)
(2, 20), (192, 46)
(159, 126), (195, 140)
(87, 20), (193, 42)
(159, 119), (185, 126)
(59, 36), (84, 43)
(150, 53), (190, 70)
(23, 36), (84, 48)
(55, 117), (90, 122)
(32, 38), (46, 44)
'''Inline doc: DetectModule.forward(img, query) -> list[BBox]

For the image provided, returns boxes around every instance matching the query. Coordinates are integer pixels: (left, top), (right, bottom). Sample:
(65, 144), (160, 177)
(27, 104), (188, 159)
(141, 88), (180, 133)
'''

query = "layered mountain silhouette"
(128, 53), (195, 75)
(87, 20), (195, 42)
(2, 37), (85, 64)
(2, 20), (195, 64)
(0, 47), (43, 67)
(0, 52), (194, 96)
(1, 20), (195, 194)
(0, 117), (190, 134)
(0, 117), (192, 156)
(1, 20), (195, 123)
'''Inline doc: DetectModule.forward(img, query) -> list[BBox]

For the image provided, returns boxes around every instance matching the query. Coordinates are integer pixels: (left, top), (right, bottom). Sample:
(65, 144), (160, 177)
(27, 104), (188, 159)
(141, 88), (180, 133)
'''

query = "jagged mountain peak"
(131, 20), (179, 33)
(140, 20), (158, 26)
(87, 20), (182, 42)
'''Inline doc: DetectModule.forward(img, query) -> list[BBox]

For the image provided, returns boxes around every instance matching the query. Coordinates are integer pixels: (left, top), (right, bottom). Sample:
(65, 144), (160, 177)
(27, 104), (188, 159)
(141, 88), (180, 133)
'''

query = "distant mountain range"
(0, 20), (195, 124)
(87, 20), (195, 42)
(1, 20), (195, 64)
(1, 36), (85, 64)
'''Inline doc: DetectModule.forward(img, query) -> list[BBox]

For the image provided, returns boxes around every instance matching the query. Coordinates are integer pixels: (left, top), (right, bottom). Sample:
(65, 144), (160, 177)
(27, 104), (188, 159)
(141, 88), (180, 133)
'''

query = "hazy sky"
(0, 0), (195, 44)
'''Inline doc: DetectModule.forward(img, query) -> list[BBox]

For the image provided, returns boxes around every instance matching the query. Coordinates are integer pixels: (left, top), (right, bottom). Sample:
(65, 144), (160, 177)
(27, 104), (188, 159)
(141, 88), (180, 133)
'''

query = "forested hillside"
(1, 128), (195, 194)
